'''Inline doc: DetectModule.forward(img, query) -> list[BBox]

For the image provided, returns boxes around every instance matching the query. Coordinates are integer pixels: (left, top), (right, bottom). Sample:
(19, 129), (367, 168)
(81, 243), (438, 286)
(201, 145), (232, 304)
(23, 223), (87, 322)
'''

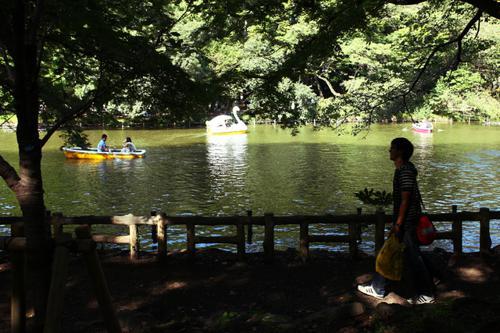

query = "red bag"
(416, 214), (436, 245)
(415, 185), (436, 245)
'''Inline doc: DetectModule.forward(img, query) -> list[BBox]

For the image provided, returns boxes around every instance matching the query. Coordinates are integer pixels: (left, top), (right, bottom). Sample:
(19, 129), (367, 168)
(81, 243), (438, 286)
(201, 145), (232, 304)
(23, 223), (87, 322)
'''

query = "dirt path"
(1, 248), (499, 332)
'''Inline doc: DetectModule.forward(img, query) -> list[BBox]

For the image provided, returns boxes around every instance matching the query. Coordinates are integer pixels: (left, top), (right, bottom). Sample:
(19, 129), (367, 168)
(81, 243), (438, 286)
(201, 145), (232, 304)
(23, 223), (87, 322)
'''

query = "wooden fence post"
(186, 224), (196, 256)
(52, 212), (64, 239)
(44, 233), (71, 333)
(264, 213), (275, 262)
(10, 223), (25, 333)
(451, 205), (462, 255)
(299, 222), (309, 260)
(237, 217), (246, 258)
(356, 207), (363, 241)
(129, 224), (139, 260)
(157, 213), (167, 259)
(479, 208), (491, 254)
(150, 211), (157, 244)
(75, 226), (122, 333)
(45, 210), (52, 239)
(246, 210), (253, 244)
(375, 211), (386, 254)
(348, 221), (358, 258)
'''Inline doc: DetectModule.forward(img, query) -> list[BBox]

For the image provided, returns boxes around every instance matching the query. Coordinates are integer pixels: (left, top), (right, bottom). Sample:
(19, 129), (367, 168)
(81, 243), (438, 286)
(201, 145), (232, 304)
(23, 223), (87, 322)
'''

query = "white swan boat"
(206, 106), (248, 135)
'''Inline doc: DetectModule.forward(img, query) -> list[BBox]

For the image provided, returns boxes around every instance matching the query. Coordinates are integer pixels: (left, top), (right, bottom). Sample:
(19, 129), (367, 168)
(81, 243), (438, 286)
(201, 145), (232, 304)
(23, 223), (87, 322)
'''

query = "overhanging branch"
(316, 75), (342, 97)
(462, 0), (499, 19)
(387, 0), (426, 4)
(407, 9), (482, 94)
(39, 70), (134, 147)
(39, 92), (99, 147)
(0, 154), (20, 193)
(387, 0), (499, 19)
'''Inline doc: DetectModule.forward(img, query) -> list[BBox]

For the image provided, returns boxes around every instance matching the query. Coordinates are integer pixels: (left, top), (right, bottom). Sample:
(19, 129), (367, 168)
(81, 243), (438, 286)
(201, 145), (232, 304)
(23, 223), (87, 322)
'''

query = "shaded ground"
(1, 248), (499, 333)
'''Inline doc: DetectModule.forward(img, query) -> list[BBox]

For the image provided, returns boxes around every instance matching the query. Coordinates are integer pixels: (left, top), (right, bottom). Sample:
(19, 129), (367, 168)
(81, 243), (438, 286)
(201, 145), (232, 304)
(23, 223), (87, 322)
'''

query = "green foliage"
(1, 0), (498, 133)
(355, 188), (392, 207)
(59, 127), (91, 148)
(416, 65), (500, 121)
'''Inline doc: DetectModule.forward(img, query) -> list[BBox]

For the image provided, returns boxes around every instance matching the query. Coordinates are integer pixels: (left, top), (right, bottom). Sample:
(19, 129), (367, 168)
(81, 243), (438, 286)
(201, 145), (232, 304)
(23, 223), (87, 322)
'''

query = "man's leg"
(371, 272), (386, 295)
(403, 229), (434, 296)
(357, 269), (386, 299)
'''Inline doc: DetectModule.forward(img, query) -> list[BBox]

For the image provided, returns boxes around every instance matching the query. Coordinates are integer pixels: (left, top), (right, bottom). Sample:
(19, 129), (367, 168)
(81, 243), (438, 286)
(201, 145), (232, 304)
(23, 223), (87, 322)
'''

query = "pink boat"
(412, 122), (433, 133)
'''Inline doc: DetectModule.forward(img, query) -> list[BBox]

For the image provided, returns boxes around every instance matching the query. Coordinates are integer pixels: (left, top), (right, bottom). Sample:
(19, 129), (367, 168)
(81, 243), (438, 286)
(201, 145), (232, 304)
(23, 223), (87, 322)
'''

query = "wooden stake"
(157, 213), (167, 259)
(186, 223), (196, 256)
(264, 213), (274, 262)
(356, 208), (362, 241)
(237, 218), (245, 258)
(52, 212), (64, 240)
(375, 211), (386, 254)
(44, 233), (71, 333)
(129, 224), (139, 260)
(479, 208), (491, 254)
(348, 221), (358, 258)
(246, 210), (253, 244)
(10, 223), (25, 333)
(299, 222), (309, 260)
(75, 226), (122, 333)
(451, 205), (462, 255)
(150, 211), (157, 244)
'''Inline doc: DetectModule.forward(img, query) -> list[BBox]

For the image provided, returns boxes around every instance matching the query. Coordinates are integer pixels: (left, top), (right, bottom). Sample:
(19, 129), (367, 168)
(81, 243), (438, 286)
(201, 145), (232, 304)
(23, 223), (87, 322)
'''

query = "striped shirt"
(393, 162), (422, 226)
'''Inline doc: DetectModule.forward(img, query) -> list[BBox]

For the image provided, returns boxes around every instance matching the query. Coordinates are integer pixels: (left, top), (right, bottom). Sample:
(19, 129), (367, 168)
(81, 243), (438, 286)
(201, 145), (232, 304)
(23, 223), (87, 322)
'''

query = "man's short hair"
(391, 137), (414, 161)
(102, 134), (107, 139)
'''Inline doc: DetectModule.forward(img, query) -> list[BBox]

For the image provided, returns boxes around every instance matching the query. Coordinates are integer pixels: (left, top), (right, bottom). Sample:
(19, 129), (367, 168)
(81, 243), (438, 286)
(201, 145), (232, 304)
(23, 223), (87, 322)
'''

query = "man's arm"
(395, 166), (416, 230)
(395, 191), (411, 229)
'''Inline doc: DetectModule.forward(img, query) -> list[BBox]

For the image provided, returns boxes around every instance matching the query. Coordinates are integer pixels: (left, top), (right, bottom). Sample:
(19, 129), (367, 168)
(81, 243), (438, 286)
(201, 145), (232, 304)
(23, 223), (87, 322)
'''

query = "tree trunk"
(15, 147), (51, 332)
(12, 1), (51, 331)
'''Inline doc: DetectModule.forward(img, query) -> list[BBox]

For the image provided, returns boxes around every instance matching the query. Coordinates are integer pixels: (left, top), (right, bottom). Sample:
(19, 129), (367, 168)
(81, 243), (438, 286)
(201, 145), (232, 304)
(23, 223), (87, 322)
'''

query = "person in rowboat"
(97, 134), (109, 152)
(122, 137), (137, 153)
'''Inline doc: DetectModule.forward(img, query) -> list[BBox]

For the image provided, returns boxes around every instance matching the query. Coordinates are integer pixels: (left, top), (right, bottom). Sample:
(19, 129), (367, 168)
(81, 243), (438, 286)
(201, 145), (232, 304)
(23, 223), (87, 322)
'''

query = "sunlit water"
(1, 124), (499, 253)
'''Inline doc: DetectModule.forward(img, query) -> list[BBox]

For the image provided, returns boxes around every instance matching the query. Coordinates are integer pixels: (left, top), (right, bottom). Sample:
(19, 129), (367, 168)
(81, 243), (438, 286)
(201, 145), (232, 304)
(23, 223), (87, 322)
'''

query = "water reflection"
(206, 134), (248, 214)
(55, 158), (147, 214)
(0, 125), (498, 252)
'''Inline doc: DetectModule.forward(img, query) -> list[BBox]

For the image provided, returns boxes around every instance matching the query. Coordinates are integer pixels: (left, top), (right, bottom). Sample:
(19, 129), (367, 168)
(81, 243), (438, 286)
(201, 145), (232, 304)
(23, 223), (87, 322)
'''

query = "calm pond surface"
(1, 124), (499, 253)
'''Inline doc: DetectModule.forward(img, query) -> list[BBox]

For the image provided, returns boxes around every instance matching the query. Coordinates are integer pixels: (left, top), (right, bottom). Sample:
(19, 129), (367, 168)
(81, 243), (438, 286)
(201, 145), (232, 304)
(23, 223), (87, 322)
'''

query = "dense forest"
(1, 0), (498, 134)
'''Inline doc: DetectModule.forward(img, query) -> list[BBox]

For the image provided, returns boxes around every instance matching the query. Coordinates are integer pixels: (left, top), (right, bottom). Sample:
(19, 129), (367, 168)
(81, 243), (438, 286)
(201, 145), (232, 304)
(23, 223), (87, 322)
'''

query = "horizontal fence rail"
(1, 207), (497, 333)
(1, 206), (499, 260)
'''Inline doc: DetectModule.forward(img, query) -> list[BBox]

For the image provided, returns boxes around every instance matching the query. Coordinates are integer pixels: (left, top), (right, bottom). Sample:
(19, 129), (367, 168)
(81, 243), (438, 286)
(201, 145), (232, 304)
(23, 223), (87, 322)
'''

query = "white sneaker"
(407, 295), (435, 305)
(357, 284), (384, 299)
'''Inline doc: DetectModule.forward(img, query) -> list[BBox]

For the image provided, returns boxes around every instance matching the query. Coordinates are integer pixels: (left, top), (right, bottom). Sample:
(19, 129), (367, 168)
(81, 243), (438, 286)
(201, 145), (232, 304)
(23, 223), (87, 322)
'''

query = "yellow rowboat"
(62, 147), (146, 160)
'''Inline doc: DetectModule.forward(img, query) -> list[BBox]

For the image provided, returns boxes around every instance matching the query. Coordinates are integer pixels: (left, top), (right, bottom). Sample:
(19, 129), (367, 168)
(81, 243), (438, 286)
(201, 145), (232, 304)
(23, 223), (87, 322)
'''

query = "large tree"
(0, 0), (216, 330)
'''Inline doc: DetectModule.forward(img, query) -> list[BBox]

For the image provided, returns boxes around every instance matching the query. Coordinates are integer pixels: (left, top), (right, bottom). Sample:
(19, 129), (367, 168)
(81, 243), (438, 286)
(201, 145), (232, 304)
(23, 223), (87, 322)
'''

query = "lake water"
(1, 124), (499, 253)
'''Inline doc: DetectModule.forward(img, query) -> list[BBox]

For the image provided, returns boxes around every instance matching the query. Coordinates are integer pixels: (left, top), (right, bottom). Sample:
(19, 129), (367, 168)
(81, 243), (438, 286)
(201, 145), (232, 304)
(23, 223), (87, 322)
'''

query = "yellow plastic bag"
(375, 234), (405, 281)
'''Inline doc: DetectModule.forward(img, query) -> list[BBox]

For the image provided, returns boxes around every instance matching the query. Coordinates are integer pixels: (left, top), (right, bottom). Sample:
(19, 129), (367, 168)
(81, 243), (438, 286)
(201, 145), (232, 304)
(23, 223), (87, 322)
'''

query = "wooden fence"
(0, 206), (498, 333)
(1, 206), (499, 261)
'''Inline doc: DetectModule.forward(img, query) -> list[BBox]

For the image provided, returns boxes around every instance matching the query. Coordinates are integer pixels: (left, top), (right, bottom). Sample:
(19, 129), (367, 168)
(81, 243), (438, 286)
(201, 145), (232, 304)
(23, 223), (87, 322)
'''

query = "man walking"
(357, 137), (435, 304)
